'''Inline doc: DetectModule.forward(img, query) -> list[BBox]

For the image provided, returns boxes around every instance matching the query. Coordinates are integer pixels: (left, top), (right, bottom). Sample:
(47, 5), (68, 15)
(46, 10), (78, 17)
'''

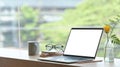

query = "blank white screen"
(64, 29), (102, 57)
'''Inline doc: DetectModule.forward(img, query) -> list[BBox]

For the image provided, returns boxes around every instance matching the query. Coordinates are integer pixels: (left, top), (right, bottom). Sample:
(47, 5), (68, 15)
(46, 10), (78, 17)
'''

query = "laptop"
(38, 28), (103, 63)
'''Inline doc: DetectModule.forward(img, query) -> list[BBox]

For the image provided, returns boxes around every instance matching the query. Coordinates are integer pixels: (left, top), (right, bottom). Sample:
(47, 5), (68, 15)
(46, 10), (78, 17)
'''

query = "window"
(0, 0), (120, 58)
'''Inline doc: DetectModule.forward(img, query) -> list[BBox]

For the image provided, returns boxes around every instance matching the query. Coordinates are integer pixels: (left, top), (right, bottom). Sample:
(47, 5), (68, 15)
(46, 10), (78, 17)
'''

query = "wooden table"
(0, 48), (120, 67)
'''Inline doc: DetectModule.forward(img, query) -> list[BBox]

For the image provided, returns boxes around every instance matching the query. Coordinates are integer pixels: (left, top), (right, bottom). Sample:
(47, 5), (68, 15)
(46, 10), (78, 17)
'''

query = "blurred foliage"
(20, 5), (40, 43)
(20, 5), (39, 29)
(40, 0), (120, 44)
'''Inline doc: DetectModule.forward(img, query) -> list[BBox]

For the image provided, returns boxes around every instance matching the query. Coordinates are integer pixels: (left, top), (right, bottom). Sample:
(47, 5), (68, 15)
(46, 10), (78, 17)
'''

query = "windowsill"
(1, 48), (120, 67)
(0, 48), (37, 60)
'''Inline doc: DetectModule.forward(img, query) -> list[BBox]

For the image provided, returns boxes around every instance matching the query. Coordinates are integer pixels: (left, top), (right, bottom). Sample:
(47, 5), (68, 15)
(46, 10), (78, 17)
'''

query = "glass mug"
(28, 41), (40, 56)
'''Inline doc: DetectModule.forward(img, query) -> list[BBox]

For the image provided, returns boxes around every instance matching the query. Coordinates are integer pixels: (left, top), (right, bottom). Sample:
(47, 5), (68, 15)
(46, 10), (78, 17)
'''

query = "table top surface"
(0, 48), (120, 67)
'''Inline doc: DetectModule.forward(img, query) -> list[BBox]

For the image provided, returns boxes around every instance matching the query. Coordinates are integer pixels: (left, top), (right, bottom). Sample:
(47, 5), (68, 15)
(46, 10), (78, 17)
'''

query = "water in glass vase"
(104, 39), (114, 62)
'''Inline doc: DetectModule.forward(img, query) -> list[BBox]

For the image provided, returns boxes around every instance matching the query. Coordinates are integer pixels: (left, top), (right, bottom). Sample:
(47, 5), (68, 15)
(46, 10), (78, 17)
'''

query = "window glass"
(0, 0), (120, 58)
(19, 0), (41, 48)
(0, 0), (18, 48)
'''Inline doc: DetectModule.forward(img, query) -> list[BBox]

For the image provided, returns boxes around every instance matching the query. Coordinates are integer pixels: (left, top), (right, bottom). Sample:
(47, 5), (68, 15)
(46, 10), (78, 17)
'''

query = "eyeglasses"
(45, 43), (64, 52)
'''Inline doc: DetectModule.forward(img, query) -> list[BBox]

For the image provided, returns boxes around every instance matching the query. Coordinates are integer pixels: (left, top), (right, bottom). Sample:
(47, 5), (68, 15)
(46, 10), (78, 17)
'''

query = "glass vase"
(104, 39), (114, 62)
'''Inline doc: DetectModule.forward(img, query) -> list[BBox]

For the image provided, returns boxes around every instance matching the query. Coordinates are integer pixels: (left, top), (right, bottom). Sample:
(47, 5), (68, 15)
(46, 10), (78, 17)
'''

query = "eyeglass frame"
(45, 43), (64, 52)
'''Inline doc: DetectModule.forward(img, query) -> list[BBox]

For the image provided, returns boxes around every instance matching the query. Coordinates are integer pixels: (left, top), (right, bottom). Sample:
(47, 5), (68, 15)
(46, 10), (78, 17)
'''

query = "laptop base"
(38, 55), (93, 64)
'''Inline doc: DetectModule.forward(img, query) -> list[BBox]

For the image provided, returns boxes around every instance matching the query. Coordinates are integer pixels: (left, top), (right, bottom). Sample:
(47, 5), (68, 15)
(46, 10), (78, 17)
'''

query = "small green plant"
(104, 14), (120, 45)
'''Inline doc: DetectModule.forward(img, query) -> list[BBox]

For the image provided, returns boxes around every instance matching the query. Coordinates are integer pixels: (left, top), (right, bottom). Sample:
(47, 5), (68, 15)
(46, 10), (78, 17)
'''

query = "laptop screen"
(64, 28), (103, 57)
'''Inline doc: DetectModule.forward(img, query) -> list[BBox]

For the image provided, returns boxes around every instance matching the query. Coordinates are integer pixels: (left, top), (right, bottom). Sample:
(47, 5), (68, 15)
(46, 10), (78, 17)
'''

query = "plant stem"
(104, 33), (109, 60)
